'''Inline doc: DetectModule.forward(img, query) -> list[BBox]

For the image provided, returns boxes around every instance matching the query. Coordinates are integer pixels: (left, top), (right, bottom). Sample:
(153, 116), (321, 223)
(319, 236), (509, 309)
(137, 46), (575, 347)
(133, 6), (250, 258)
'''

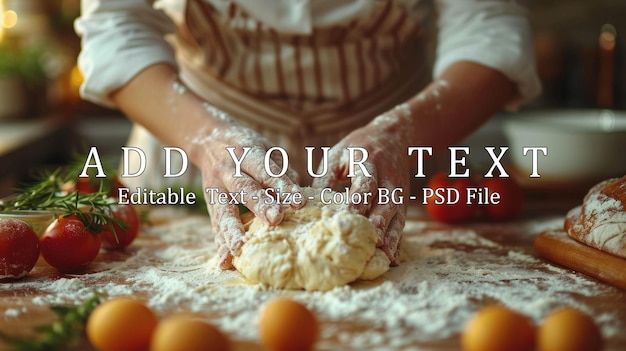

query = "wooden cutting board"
(535, 230), (626, 290)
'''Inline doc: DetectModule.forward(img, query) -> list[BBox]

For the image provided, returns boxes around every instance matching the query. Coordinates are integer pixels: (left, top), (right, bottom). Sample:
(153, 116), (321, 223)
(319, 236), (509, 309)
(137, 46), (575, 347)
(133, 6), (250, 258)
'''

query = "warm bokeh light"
(599, 24), (617, 51)
(69, 64), (84, 97)
(2, 10), (17, 29)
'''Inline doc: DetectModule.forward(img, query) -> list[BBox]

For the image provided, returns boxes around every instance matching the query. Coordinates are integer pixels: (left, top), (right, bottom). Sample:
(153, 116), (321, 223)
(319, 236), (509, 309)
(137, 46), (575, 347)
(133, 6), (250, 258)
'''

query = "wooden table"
(1, 197), (625, 351)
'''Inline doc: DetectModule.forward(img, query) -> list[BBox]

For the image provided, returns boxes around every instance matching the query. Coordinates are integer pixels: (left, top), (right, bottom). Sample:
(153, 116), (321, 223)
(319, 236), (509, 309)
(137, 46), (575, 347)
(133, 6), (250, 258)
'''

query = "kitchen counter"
(0, 199), (624, 351)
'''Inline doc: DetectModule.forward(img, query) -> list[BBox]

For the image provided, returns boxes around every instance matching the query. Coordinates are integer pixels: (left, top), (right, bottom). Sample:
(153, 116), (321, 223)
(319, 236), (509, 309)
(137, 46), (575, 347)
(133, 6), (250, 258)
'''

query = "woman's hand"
(195, 110), (304, 269)
(312, 105), (413, 266)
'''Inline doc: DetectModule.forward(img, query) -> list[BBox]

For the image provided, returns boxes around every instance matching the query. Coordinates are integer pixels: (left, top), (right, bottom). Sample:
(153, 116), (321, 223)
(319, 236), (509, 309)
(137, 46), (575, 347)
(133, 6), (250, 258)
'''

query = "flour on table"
(233, 187), (389, 291)
(1, 208), (623, 350)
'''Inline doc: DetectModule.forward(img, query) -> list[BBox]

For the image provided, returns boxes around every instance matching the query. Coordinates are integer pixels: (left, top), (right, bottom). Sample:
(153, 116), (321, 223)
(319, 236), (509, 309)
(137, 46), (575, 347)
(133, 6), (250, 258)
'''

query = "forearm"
(111, 64), (303, 269)
(406, 61), (516, 152)
(109, 63), (217, 165)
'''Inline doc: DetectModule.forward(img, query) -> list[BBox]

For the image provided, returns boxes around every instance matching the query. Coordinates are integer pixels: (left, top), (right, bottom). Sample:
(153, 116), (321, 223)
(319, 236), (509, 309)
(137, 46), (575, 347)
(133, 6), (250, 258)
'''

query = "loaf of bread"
(564, 175), (626, 258)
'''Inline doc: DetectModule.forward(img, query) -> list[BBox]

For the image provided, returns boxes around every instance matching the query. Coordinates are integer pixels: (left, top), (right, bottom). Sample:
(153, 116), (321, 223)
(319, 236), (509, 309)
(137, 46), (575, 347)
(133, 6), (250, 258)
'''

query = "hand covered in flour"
(312, 105), (413, 266)
(197, 106), (304, 269)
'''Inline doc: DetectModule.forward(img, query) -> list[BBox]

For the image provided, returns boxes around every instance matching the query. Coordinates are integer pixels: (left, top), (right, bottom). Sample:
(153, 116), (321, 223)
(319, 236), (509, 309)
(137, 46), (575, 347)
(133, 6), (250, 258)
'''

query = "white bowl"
(502, 109), (626, 185)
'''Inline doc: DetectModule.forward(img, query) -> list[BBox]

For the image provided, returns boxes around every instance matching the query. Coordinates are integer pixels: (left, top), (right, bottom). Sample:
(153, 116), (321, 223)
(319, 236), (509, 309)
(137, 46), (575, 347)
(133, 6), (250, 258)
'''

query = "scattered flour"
(4, 308), (21, 317)
(414, 79), (449, 111)
(172, 80), (187, 95)
(1, 210), (622, 350)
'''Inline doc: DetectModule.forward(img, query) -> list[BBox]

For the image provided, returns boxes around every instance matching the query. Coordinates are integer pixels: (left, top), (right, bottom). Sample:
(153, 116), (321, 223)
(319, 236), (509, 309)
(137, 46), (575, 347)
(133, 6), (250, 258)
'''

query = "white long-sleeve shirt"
(75, 0), (541, 110)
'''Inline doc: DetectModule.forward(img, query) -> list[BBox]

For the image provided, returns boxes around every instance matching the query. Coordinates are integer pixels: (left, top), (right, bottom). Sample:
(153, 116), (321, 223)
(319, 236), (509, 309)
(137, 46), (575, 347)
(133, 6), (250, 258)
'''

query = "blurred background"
(0, 0), (624, 197)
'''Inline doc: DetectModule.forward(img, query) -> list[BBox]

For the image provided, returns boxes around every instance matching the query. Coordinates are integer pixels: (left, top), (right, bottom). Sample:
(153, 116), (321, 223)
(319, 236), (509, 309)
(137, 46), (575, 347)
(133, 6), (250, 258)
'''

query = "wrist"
(185, 103), (250, 169)
(179, 102), (227, 166)
(369, 103), (414, 146)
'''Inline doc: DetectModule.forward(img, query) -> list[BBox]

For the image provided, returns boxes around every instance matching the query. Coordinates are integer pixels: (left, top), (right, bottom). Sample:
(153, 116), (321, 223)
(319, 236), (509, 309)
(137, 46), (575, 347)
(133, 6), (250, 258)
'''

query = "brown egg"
(86, 297), (158, 351)
(537, 307), (603, 351)
(258, 297), (319, 351)
(461, 305), (535, 351)
(151, 314), (231, 351)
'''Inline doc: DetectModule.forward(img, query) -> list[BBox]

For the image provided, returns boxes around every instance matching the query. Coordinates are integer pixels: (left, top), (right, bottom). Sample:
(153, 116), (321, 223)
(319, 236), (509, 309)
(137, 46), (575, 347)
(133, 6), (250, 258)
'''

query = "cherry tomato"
(0, 219), (40, 279)
(100, 204), (140, 250)
(424, 171), (477, 224)
(479, 177), (524, 221)
(40, 215), (102, 273)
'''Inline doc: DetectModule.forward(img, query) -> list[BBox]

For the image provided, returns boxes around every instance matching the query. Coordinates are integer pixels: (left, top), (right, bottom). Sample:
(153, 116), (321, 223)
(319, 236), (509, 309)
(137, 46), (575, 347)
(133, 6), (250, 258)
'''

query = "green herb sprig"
(0, 291), (105, 351)
(0, 168), (127, 235)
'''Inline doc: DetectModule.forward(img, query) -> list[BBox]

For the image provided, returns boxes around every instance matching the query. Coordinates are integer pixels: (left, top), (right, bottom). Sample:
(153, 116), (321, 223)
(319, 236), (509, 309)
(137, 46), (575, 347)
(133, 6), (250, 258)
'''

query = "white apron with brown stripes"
(126, 0), (434, 188)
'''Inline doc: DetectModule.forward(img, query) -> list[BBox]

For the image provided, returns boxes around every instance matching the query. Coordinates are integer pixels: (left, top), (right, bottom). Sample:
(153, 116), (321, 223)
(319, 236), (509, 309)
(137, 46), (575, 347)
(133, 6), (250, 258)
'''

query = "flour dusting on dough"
(233, 187), (389, 291)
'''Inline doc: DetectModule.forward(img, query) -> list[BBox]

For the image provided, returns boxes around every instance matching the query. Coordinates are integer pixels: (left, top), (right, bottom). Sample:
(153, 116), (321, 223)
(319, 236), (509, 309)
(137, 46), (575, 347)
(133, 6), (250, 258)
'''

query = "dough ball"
(233, 187), (388, 291)
(360, 249), (391, 280)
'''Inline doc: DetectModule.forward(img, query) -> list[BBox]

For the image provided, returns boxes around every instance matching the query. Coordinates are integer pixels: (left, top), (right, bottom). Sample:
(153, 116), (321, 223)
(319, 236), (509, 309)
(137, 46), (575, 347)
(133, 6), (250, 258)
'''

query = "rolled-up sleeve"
(74, 0), (178, 108)
(434, 0), (541, 109)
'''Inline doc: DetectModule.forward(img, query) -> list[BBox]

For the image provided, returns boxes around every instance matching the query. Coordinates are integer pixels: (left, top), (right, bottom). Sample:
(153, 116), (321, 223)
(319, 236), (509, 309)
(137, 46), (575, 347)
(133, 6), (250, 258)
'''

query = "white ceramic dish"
(502, 109), (626, 185)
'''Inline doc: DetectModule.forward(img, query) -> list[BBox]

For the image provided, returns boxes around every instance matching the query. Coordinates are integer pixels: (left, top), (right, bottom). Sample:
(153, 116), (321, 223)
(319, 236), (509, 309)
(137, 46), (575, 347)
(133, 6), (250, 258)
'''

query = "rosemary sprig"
(0, 169), (66, 211)
(0, 291), (105, 351)
(0, 168), (127, 234)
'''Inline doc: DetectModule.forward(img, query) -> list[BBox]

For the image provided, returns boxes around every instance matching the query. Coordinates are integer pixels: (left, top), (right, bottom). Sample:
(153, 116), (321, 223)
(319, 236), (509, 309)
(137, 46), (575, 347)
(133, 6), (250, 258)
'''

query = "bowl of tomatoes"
(502, 109), (626, 187)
